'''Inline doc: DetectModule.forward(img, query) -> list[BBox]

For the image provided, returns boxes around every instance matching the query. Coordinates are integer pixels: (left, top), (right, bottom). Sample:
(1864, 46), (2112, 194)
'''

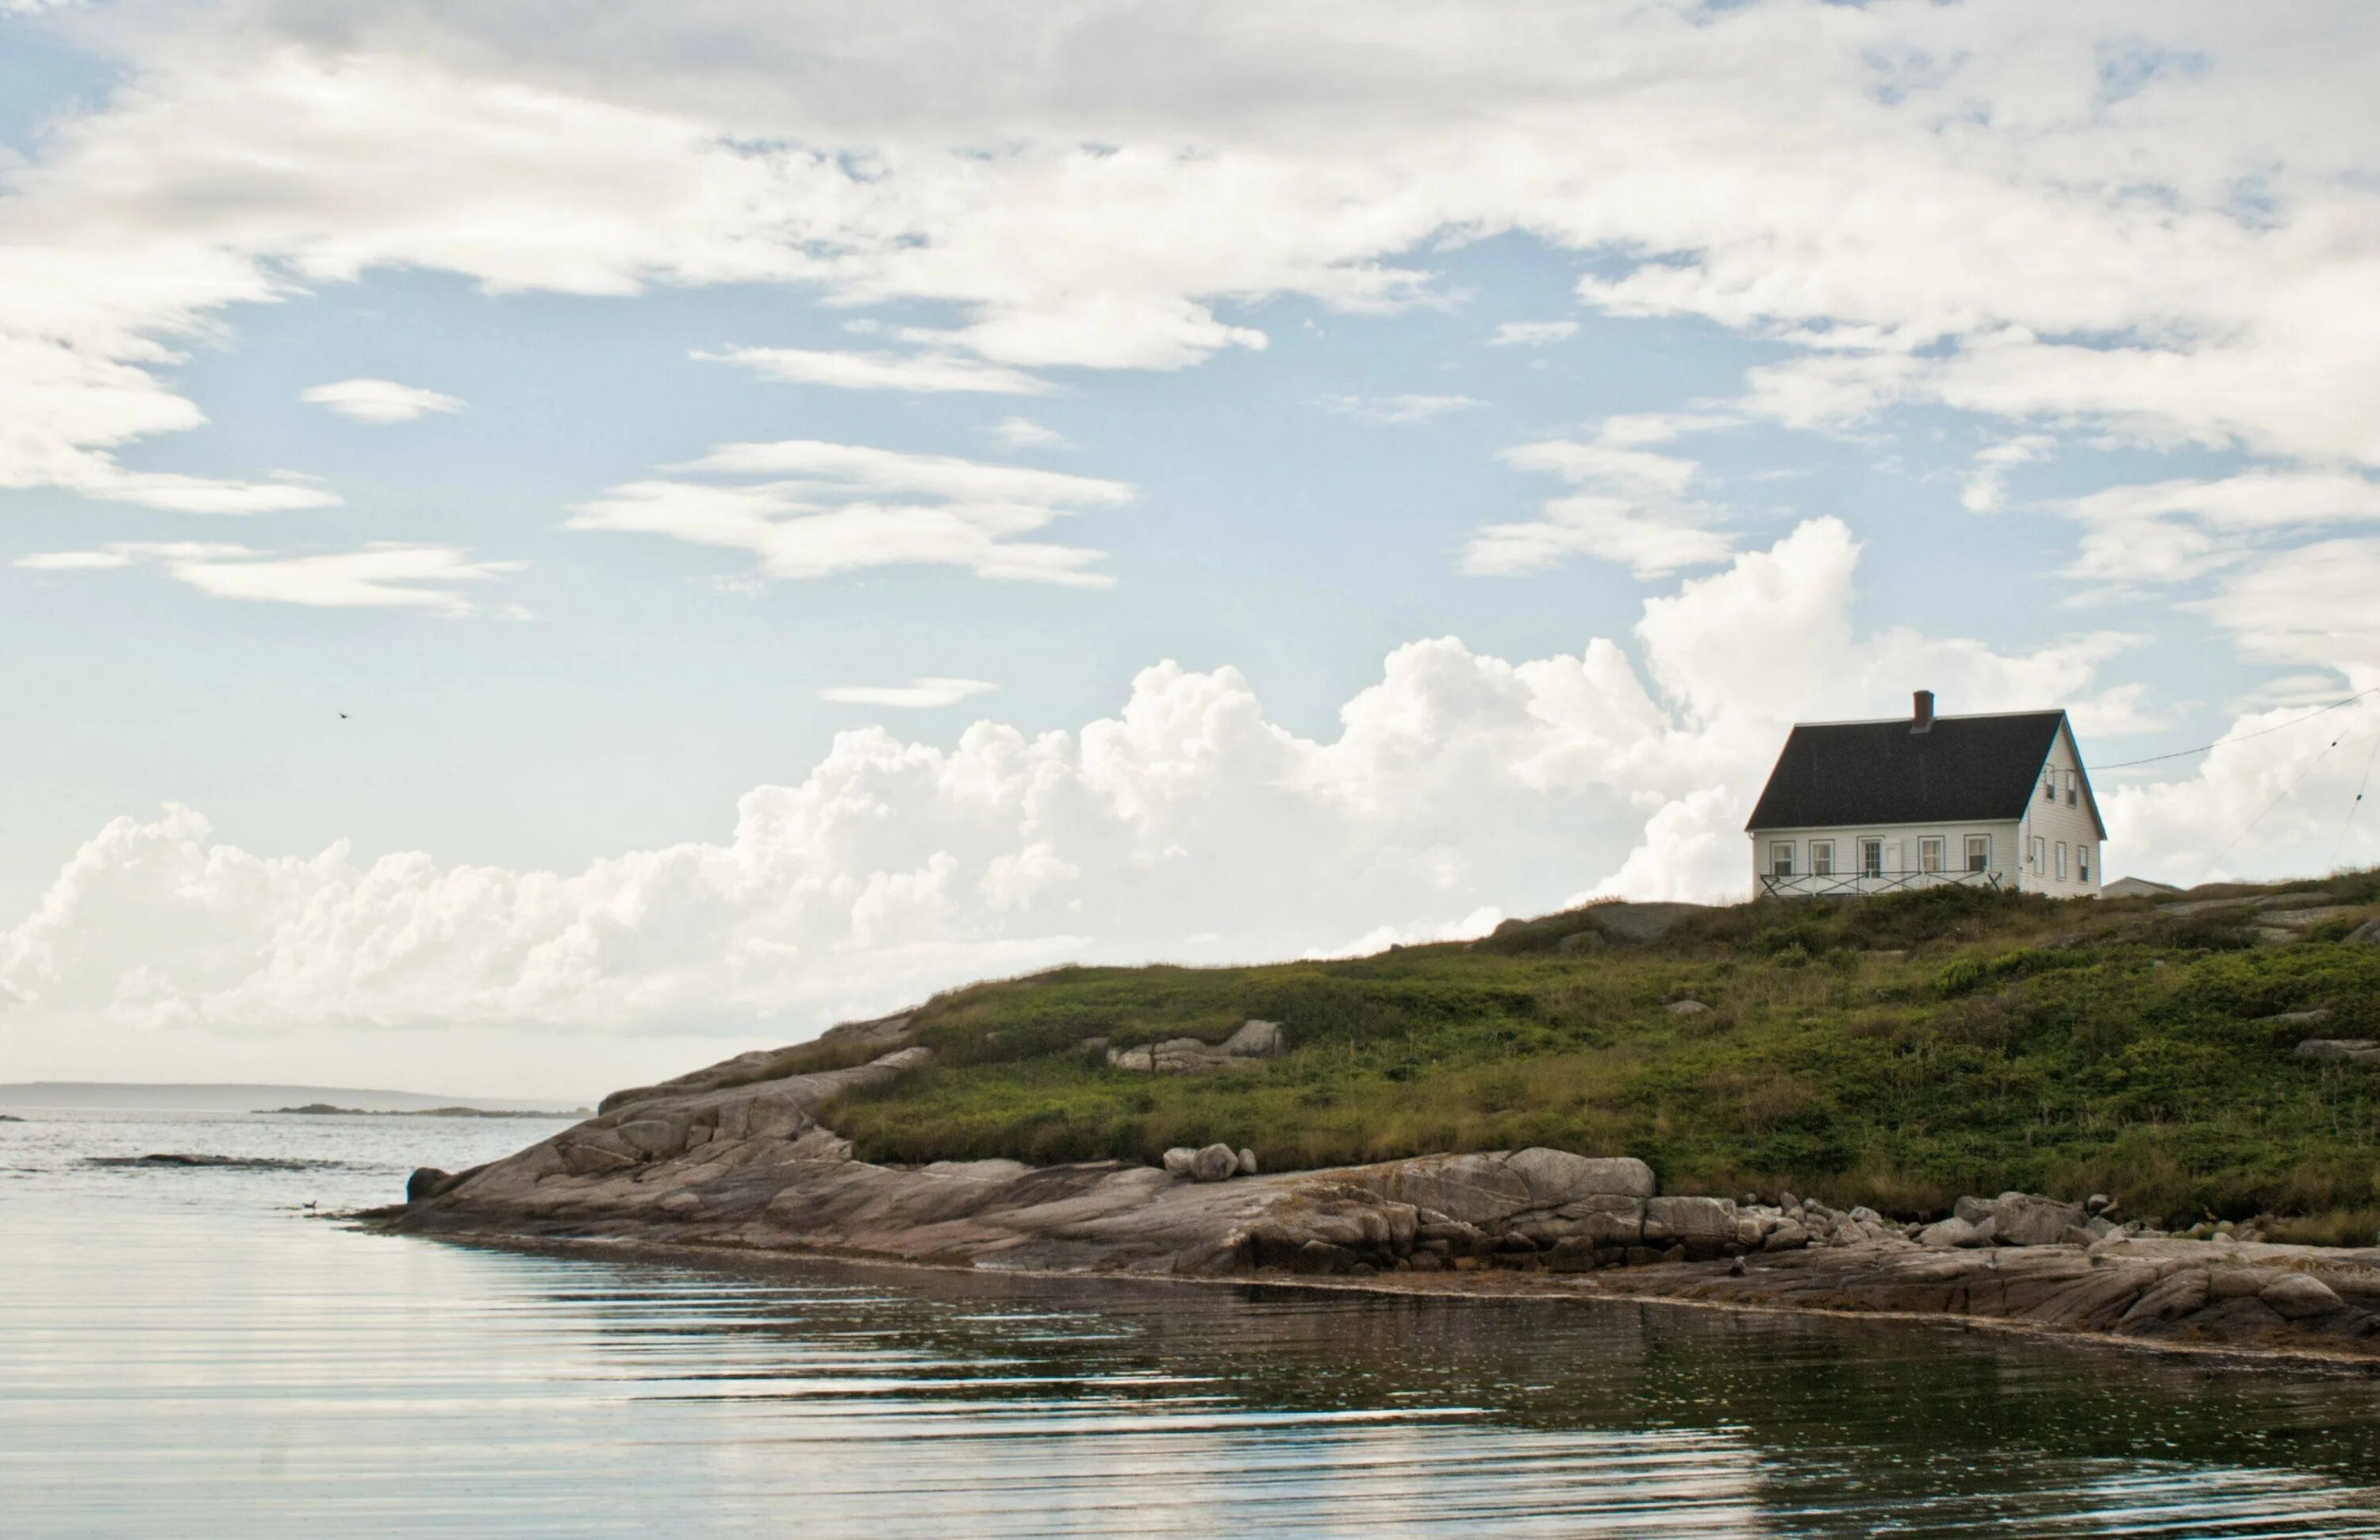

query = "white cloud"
(299, 378), (465, 424)
(697, 346), (1051, 394)
(1960, 433), (2056, 514)
(986, 417), (1069, 451)
(11, 541), (524, 615)
(1465, 413), (1734, 578)
(0, 3), (2372, 578)
(569, 439), (1133, 588)
(2102, 677), (2380, 884)
(1317, 394), (1483, 425)
(2063, 470), (2380, 601)
(820, 677), (998, 709)
(2, 519), (2171, 1089)
(1489, 321), (1576, 348)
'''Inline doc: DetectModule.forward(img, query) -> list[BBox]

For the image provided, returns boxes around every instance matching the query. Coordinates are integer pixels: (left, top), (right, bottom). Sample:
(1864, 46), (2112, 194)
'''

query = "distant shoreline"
(259, 1103), (589, 1119)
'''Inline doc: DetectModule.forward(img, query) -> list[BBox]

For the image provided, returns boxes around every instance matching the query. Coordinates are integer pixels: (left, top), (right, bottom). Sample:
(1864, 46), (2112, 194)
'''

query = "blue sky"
(2, 1), (2375, 1094)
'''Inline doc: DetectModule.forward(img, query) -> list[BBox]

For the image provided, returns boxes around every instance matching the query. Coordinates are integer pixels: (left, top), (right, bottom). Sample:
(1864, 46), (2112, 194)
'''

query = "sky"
(2, 0), (2378, 1098)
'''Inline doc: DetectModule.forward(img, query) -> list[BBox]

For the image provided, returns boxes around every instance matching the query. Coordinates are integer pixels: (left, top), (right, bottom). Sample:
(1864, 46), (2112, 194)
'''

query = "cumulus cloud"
(1465, 413), (1736, 578)
(820, 677), (997, 709)
(12, 541), (524, 614)
(2102, 678), (2380, 885)
(697, 346), (1051, 394)
(299, 378), (464, 424)
(1317, 394), (1483, 425)
(567, 438), (1132, 587)
(1, 520), (2167, 1089)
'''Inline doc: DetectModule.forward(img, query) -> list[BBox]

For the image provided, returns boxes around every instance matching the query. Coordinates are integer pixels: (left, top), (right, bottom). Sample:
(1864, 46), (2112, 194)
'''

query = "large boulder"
(1643, 1196), (1737, 1245)
(1918, 1216), (1989, 1249)
(1220, 1020), (1285, 1058)
(1989, 1192), (2089, 1246)
(406, 1167), (451, 1203)
(2344, 918), (2380, 946)
(1190, 1143), (1241, 1182)
(2263, 1272), (2345, 1319)
(1161, 1146), (1198, 1177)
(1506, 1148), (1657, 1203)
(2297, 1039), (2380, 1063)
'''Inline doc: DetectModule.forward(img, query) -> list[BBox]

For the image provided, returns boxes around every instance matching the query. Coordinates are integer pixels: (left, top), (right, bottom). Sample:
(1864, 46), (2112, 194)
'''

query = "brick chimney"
(1912, 689), (1936, 733)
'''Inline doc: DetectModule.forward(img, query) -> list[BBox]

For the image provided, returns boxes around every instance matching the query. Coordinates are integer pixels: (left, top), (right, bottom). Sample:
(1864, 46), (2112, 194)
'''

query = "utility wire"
(2097, 685), (2380, 771)
(2193, 731), (2352, 885)
(2330, 727), (2380, 870)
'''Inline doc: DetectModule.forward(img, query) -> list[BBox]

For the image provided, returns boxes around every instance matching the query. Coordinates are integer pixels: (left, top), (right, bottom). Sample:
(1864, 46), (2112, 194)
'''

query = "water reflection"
(3, 1111), (2379, 1537)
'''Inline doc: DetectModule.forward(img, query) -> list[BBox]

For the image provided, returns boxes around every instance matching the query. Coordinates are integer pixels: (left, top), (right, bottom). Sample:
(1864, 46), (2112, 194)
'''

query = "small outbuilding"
(1746, 691), (2105, 899)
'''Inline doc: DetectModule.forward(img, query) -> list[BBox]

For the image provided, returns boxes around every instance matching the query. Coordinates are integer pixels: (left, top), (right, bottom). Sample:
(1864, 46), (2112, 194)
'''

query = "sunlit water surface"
(6, 1107), (2380, 1536)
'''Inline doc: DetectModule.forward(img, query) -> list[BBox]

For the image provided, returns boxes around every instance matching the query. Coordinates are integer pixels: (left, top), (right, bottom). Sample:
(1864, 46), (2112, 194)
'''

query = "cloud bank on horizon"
(2, 0), (2378, 1091)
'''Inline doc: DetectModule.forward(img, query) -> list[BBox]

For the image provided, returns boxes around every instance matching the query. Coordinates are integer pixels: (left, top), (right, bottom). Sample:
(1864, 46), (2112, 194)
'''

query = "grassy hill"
(810, 874), (2380, 1239)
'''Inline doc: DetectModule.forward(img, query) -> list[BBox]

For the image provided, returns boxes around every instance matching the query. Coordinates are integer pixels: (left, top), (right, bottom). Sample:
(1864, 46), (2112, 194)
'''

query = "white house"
(1745, 691), (2106, 899)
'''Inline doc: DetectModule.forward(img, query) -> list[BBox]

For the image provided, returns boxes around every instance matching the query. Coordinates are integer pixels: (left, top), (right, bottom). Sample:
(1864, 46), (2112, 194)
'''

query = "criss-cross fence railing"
(1758, 867), (2002, 900)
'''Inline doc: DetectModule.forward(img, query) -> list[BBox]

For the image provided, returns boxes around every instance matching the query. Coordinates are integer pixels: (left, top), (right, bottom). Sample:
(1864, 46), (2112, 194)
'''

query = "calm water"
(7, 1109), (2380, 1536)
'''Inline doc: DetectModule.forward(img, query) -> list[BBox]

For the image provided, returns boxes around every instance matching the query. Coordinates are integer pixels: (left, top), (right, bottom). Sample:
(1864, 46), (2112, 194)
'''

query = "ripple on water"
(4, 1109), (2380, 1537)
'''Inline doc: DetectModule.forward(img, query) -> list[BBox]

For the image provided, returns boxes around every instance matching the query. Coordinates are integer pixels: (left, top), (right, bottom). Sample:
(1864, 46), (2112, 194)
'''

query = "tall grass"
(822, 881), (2380, 1227)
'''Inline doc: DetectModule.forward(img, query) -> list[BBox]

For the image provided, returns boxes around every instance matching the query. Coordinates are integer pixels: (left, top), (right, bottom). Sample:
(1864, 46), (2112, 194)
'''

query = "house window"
(2044, 776), (2056, 805)
(2032, 835), (2046, 870)
(2064, 770), (2078, 807)
(2078, 844), (2092, 883)
(1920, 836), (1943, 874)
(1860, 838), (1883, 878)
(1966, 834), (1990, 873)
(2056, 841), (2068, 881)
(1770, 842), (1794, 878)
(1811, 840), (1834, 876)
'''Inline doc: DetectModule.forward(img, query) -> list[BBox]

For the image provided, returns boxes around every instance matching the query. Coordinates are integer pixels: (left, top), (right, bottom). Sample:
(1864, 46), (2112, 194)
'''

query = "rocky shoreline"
(380, 1034), (2380, 1364)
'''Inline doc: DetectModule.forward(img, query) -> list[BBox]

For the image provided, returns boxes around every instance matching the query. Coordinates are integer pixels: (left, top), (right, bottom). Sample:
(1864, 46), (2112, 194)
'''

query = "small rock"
(1545, 1237), (1599, 1273)
(1665, 999), (1712, 1017)
(1728, 1257), (1748, 1277)
(2259, 1008), (2334, 1027)
(1190, 1143), (1240, 1182)
(1237, 1147), (1260, 1176)
(2086, 1193), (2111, 1214)
(1161, 1146), (1198, 1177)
(2347, 919), (2380, 947)
(405, 1166), (452, 1203)
(1291, 1240), (1357, 1275)
(1778, 1190), (1800, 1212)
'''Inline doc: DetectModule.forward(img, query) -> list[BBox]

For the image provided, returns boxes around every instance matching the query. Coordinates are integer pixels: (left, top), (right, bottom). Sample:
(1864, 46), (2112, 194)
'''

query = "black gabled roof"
(1745, 710), (2102, 835)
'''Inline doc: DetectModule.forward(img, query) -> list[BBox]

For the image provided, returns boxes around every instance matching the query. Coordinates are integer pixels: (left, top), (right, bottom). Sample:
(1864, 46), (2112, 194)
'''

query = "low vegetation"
(821, 874), (2380, 1231)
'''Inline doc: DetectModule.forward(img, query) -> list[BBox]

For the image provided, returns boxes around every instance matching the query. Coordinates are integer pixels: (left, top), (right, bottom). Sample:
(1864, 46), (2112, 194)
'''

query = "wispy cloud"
(570, 440), (1134, 587)
(1489, 321), (1578, 348)
(820, 676), (999, 709)
(986, 417), (1069, 451)
(698, 346), (1052, 394)
(1464, 413), (1736, 579)
(300, 378), (466, 424)
(13, 542), (523, 615)
(1318, 394), (1484, 425)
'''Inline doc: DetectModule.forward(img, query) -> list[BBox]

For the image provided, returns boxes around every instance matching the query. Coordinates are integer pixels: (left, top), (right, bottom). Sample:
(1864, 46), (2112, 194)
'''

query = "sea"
(7, 1103), (2380, 1537)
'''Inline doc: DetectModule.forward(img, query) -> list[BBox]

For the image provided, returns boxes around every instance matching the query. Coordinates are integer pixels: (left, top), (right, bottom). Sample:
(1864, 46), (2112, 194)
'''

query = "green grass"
(821, 876), (2380, 1229)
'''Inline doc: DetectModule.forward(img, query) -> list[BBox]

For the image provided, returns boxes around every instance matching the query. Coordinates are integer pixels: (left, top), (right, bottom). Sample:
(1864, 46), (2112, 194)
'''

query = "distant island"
(260, 1103), (589, 1119)
(0, 1081), (589, 1115)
